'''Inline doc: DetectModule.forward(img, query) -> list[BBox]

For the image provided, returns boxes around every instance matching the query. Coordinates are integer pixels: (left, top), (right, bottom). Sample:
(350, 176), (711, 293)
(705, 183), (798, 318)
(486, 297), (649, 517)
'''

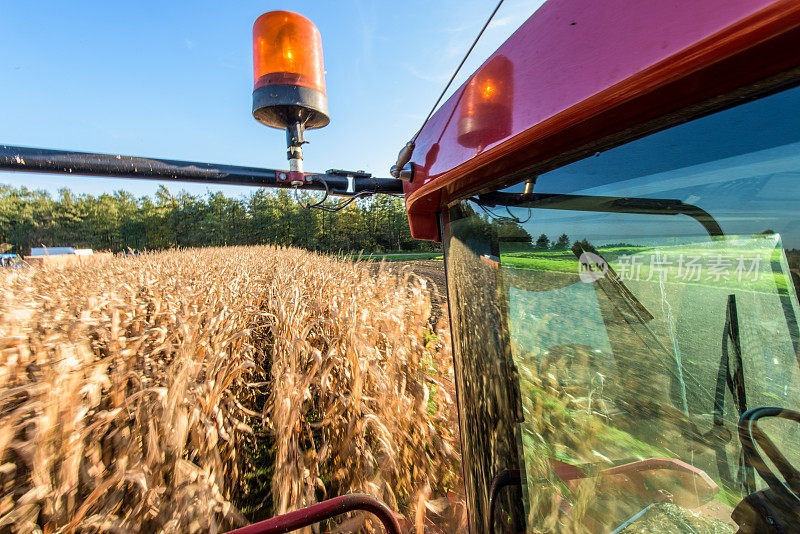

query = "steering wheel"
(738, 406), (800, 504)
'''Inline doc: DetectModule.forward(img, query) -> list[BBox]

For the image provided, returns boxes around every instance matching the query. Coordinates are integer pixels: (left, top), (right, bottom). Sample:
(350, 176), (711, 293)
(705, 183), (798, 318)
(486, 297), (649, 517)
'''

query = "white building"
(30, 247), (93, 256)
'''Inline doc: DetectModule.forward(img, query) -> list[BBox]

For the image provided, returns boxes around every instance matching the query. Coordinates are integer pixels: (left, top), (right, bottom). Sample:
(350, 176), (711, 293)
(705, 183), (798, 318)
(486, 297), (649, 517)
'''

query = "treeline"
(0, 185), (439, 254)
(533, 233), (572, 250)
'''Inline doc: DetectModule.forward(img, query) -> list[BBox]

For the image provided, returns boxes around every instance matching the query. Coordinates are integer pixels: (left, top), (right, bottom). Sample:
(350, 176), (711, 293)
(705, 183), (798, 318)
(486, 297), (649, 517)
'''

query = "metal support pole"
(284, 121), (307, 187)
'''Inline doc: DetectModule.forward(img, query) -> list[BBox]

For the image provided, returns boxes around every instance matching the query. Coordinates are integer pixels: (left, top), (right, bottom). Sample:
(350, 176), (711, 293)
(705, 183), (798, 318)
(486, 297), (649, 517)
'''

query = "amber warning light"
(457, 54), (513, 151)
(252, 11), (330, 182)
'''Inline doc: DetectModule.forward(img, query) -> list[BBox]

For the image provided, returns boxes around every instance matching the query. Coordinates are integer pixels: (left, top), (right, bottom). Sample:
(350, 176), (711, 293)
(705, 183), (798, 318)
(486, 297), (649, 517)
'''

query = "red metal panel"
(404, 0), (800, 241)
(227, 494), (402, 534)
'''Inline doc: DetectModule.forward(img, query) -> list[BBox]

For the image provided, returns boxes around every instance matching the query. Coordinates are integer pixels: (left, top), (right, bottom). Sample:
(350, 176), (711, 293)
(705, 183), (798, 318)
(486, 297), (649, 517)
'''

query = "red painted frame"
(228, 494), (401, 534)
(403, 0), (800, 241)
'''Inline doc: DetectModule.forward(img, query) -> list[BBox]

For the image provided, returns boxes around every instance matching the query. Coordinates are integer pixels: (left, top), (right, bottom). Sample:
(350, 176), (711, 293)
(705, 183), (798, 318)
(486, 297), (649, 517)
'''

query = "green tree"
(0, 184), (438, 255)
(553, 233), (571, 250)
(535, 233), (550, 250)
(495, 221), (532, 243)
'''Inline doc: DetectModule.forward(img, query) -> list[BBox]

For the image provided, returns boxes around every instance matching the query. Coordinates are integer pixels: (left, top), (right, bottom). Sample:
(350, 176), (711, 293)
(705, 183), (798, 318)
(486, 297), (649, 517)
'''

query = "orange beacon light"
(252, 11), (330, 177)
(457, 55), (513, 151)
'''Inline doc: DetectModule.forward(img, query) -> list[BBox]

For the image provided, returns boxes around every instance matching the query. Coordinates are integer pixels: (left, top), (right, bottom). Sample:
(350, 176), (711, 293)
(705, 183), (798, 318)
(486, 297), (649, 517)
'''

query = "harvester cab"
(3, 0), (800, 532)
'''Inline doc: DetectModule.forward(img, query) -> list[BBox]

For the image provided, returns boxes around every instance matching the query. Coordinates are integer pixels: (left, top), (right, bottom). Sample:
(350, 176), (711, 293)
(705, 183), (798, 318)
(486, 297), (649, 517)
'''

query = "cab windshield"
(444, 83), (800, 532)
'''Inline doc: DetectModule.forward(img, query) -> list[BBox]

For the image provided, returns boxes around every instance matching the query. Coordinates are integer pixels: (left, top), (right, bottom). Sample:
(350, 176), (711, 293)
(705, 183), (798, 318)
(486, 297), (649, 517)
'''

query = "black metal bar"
(0, 145), (404, 196)
(477, 192), (724, 237)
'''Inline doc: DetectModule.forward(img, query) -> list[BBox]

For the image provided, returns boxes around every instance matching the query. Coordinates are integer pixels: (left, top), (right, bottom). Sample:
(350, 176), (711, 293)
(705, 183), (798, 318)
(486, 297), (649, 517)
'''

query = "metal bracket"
(325, 169), (371, 194)
(325, 168), (372, 179)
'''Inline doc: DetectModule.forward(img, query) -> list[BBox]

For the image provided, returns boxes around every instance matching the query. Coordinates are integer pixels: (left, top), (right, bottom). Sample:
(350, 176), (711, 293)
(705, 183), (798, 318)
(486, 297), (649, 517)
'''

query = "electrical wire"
(475, 200), (532, 224)
(313, 192), (372, 213)
(302, 176), (330, 209)
(411, 0), (506, 143)
(295, 176), (371, 212)
(298, 176), (404, 213)
(314, 192), (404, 213)
(507, 205), (532, 224)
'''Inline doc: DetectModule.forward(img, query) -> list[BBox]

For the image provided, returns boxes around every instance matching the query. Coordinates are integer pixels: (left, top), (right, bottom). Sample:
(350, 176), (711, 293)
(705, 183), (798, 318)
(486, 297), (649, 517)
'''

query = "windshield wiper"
(713, 294), (756, 492)
(477, 192), (723, 238)
(571, 241), (712, 409)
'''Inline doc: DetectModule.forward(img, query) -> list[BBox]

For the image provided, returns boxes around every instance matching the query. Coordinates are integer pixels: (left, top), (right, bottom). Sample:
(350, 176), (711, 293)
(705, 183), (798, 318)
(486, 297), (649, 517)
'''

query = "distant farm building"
(25, 247), (112, 267)
(30, 247), (95, 256)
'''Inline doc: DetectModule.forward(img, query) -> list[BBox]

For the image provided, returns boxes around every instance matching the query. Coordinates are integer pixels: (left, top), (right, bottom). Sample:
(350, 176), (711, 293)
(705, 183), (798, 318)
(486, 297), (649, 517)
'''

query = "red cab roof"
(404, 0), (800, 241)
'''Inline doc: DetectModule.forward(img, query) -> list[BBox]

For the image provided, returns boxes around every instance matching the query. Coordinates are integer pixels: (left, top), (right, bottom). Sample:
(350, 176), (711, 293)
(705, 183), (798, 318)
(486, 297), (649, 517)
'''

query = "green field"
(500, 239), (797, 296)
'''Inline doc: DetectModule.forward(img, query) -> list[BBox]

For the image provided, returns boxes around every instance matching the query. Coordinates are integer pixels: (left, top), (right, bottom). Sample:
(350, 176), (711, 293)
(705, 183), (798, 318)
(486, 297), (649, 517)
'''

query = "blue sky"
(0, 0), (544, 198)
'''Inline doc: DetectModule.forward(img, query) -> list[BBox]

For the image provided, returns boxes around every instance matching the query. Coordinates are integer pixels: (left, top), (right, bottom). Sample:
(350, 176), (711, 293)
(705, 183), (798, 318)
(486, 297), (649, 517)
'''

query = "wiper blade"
(477, 192), (723, 238)
(573, 241), (715, 409)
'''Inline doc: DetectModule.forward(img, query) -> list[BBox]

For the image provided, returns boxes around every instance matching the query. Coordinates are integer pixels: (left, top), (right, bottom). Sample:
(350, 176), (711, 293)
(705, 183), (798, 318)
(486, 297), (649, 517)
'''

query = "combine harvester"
(2, 0), (800, 531)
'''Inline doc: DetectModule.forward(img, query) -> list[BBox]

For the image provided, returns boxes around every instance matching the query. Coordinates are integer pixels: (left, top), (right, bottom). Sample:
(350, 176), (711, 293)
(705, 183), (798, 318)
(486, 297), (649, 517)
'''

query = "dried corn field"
(0, 246), (463, 533)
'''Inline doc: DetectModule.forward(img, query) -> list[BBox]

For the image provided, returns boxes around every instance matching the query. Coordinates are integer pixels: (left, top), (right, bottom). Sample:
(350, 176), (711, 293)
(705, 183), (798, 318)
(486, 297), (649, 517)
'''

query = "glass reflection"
(457, 55), (513, 151)
(444, 84), (800, 532)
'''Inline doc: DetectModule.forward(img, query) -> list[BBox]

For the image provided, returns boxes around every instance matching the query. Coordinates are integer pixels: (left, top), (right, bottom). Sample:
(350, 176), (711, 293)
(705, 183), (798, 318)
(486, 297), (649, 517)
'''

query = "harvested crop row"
(0, 246), (461, 533)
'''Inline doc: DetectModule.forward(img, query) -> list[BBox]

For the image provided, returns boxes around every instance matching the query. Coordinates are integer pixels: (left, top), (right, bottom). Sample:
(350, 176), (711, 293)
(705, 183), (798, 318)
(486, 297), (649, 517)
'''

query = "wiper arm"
(714, 294), (756, 492)
(477, 192), (723, 238)
(572, 241), (712, 407)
